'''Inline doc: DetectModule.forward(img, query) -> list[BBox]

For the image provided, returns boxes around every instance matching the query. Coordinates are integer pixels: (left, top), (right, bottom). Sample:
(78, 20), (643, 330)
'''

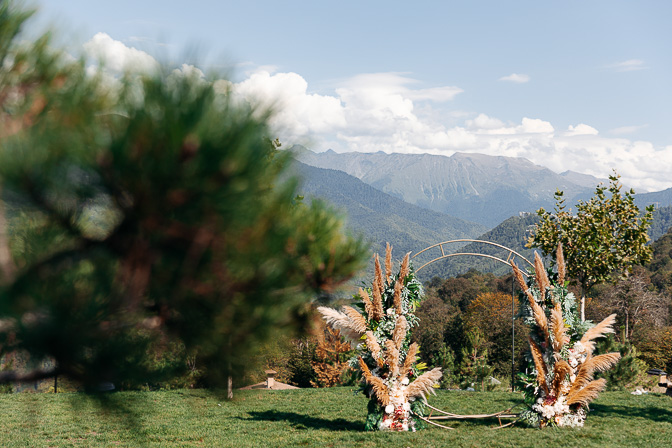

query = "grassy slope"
(1, 388), (671, 447)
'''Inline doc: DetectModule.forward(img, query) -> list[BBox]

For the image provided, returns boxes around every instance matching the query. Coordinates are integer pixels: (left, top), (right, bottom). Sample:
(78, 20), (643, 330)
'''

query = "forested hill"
(413, 214), (540, 280)
(292, 156), (672, 281)
(292, 161), (487, 260)
(415, 206), (672, 281)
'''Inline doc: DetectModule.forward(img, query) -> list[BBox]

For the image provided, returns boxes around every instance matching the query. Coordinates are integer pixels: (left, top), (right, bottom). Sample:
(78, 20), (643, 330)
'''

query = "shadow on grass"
(591, 403), (672, 423)
(242, 411), (363, 431)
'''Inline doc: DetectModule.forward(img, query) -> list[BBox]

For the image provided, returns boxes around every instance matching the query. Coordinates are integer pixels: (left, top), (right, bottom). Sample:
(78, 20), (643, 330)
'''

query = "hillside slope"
(293, 161), (487, 260)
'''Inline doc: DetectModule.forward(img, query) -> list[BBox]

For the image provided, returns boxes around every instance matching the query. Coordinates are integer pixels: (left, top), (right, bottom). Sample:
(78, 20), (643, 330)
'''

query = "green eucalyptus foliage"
(0, 4), (366, 389)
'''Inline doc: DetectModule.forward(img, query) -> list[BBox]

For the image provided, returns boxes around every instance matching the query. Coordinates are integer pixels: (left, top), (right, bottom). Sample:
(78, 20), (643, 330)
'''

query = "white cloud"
(83, 32), (158, 73)
(234, 71), (347, 136)
(518, 117), (554, 134)
(466, 113), (504, 130)
(406, 86), (463, 102)
(230, 69), (672, 191)
(608, 59), (646, 72)
(75, 35), (670, 193)
(499, 73), (530, 83)
(566, 124), (599, 136)
(609, 124), (649, 135)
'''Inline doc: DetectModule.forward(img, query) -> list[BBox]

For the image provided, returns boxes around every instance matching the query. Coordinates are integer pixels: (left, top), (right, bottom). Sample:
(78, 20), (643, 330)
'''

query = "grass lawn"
(0, 388), (671, 447)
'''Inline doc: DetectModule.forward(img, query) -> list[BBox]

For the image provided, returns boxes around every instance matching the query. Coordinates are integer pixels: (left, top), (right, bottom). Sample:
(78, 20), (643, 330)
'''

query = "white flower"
(385, 404), (394, 414)
(401, 377), (409, 385)
(403, 402), (411, 411)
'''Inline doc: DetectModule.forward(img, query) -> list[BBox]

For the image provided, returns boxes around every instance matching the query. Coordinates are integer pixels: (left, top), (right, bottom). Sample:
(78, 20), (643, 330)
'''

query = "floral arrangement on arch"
(512, 245), (621, 428)
(318, 244), (441, 431)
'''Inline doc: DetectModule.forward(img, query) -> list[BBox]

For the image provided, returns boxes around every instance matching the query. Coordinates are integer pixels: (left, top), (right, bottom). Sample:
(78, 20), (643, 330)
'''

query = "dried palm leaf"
(580, 314), (617, 355)
(566, 378), (607, 407)
(393, 315), (408, 349)
(556, 243), (566, 285)
(385, 242), (393, 280)
(401, 342), (419, 378)
(529, 337), (549, 395)
(551, 305), (569, 352)
(384, 339), (400, 376)
(393, 277), (403, 315)
(400, 252), (410, 280)
(317, 306), (363, 342)
(551, 360), (571, 397)
(407, 368), (442, 400)
(534, 252), (550, 300)
(358, 287), (374, 319)
(342, 306), (367, 334)
(365, 331), (385, 368)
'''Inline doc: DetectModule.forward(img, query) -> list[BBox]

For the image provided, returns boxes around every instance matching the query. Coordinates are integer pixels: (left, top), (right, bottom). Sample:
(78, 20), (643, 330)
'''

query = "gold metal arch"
(411, 239), (533, 275)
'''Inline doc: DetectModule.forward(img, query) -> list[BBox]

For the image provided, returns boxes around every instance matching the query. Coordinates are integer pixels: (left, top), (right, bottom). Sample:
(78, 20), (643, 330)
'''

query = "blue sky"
(32, 0), (672, 191)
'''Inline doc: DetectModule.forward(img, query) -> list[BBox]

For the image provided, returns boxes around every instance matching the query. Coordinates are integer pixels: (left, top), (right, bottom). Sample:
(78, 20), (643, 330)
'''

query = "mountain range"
(296, 148), (672, 229)
(292, 148), (672, 280)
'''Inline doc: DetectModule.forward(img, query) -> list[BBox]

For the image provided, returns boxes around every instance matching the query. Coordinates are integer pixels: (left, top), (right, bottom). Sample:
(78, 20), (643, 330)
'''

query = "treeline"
(240, 225), (672, 391)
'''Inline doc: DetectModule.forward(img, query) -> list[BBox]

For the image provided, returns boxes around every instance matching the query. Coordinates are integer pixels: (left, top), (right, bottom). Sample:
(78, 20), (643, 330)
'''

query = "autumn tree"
(528, 174), (653, 321)
(0, 4), (366, 391)
(597, 269), (668, 340)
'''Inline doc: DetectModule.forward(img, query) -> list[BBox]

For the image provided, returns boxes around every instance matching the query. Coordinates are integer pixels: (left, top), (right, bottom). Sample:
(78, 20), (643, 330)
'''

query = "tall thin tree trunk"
(580, 295), (586, 322)
(227, 335), (233, 399)
(0, 186), (16, 284)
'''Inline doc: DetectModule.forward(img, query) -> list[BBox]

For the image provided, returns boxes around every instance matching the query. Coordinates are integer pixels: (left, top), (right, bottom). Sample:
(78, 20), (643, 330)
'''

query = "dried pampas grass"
(551, 360), (571, 396)
(401, 343), (419, 378)
(342, 306), (367, 334)
(566, 378), (607, 407)
(359, 357), (390, 405)
(580, 314), (617, 354)
(511, 261), (536, 305)
(393, 277), (403, 315)
(556, 243), (566, 285)
(407, 368), (442, 400)
(393, 315), (408, 349)
(569, 352), (621, 396)
(385, 243), (393, 280)
(317, 306), (363, 342)
(359, 287), (374, 319)
(400, 252), (410, 280)
(385, 339), (401, 376)
(551, 304), (568, 351)
(534, 252), (550, 299)
(365, 331), (384, 368)
(529, 337), (549, 395)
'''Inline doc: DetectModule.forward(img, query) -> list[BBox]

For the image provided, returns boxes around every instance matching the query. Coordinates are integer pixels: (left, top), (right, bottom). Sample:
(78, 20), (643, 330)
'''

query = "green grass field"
(1, 388), (671, 447)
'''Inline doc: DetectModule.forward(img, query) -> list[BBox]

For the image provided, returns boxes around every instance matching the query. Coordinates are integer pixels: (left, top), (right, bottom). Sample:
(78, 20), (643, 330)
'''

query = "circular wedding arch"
(410, 239), (533, 395)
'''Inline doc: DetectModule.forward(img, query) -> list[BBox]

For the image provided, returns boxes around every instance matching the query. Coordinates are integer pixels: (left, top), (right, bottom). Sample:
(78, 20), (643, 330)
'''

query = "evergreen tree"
(0, 3), (366, 390)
